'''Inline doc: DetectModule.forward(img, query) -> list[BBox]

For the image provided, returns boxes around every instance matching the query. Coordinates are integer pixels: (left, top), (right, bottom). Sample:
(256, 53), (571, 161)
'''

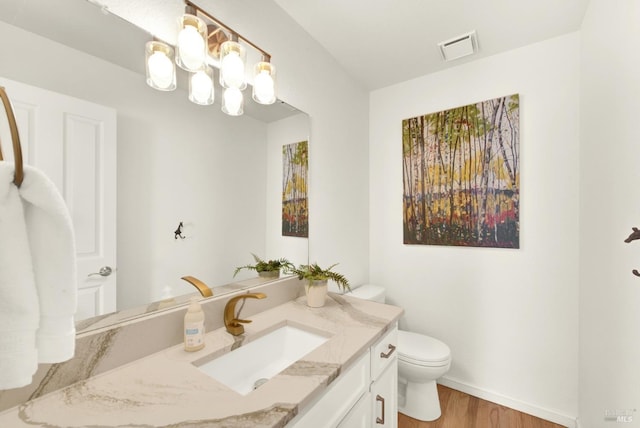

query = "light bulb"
(148, 51), (174, 89)
(253, 70), (275, 104)
(177, 24), (205, 71)
(220, 46), (246, 89)
(222, 87), (243, 116)
(189, 69), (214, 105)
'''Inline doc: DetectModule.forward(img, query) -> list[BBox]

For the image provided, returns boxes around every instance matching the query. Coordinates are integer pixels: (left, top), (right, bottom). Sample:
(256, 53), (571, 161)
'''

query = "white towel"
(0, 162), (77, 389)
(0, 162), (39, 389)
(20, 164), (77, 363)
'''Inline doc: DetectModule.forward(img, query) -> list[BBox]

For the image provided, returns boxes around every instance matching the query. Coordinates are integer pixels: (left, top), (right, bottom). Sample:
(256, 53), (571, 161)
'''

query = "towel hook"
(174, 221), (185, 239)
(623, 227), (640, 277)
(0, 86), (24, 187)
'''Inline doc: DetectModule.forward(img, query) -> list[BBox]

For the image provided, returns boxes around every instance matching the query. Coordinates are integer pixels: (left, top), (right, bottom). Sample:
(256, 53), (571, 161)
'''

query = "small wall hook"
(624, 227), (640, 276)
(174, 222), (185, 239)
(624, 227), (640, 243)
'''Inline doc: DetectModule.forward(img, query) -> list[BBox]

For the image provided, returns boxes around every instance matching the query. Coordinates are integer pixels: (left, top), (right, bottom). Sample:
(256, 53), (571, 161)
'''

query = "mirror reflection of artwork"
(282, 141), (308, 237)
(402, 94), (520, 248)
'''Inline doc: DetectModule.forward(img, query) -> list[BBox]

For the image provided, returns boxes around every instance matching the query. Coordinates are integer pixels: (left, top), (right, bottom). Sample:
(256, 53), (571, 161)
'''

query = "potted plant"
(290, 263), (350, 307)
(233, 253), (295, 279)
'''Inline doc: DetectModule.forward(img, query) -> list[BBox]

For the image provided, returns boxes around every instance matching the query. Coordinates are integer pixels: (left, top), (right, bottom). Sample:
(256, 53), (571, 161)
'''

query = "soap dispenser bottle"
(184, 298), (205, 352)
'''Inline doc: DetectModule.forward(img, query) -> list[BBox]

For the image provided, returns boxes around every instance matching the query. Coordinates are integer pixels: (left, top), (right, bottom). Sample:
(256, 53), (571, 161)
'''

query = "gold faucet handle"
(234, 318), (252, 324)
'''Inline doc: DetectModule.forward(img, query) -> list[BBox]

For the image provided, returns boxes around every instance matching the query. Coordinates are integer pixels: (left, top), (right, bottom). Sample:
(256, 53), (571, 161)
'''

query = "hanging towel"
(0, 162), (39, 389)
(0, 162), (77, 389)
(19, 164), (77, 364)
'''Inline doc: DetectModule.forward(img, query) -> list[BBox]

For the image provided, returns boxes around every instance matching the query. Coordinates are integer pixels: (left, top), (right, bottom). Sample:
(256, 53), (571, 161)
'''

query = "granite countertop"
(0, 294), (403, 427)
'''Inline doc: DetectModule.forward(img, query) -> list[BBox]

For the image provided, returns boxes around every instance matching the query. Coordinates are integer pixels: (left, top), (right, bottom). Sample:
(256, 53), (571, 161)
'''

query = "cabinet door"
(371, 361), (398, 428)
(288, 353), (370, 427)
(338, 392), (371, 428)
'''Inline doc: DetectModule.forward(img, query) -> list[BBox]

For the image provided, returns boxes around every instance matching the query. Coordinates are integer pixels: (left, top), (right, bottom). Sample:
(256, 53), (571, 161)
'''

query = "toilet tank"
(343, 284), (386, 303)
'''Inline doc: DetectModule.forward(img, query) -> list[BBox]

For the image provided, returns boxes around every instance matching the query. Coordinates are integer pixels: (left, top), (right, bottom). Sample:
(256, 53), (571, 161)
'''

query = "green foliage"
(233, 253), (295, 277)
(289, 263), (350, 292)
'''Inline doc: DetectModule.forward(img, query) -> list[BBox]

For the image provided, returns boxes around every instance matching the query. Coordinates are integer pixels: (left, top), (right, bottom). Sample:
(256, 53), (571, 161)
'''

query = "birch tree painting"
(402, 94), (520, 248)
(282, 140), (308, 237)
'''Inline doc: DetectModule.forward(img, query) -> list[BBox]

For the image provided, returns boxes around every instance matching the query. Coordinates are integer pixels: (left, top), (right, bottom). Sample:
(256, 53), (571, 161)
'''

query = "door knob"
(88, 266), (113, 277)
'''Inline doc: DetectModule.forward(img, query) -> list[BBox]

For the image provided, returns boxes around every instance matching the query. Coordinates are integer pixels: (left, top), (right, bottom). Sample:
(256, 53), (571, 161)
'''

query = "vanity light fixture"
(145, 41), (177, 91)
(221, 87), (244, 116)
(219, 37), (247, 90)
(252, 58), (276, 105)
(189, 65), (215, 105)
(144, 0), (277, 114)
(176, 14), (208, 72)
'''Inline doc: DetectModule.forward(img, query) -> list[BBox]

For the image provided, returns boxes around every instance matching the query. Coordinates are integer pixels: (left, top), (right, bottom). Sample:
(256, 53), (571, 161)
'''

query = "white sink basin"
(196, 325), (329, 395)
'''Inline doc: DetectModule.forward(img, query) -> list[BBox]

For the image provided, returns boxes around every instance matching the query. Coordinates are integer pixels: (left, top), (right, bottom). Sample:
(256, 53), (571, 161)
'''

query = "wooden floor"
(398, 385), (566, 428)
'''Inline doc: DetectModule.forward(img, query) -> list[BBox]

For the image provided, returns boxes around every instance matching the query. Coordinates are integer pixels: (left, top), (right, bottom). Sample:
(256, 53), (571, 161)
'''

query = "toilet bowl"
(335, 283), (452, 422)
(397, 330), (451, 421)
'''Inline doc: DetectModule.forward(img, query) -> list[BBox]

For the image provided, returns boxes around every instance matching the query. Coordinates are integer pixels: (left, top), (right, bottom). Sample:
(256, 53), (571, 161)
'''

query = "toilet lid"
(398, 330), (451, 365)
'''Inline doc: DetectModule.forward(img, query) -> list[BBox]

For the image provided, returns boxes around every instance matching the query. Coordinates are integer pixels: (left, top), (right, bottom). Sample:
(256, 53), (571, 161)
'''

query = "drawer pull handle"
(380, 344), (396, 359)
(376, 394), (385, 424)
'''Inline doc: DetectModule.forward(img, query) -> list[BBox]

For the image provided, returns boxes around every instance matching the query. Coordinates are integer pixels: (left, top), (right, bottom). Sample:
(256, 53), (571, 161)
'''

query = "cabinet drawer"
(370, 325), (398, 381)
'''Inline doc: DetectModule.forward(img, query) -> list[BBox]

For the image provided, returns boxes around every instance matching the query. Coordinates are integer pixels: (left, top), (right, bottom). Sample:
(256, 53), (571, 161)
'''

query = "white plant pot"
(258, 270), (280, 279)
(305, 280), (328, 307)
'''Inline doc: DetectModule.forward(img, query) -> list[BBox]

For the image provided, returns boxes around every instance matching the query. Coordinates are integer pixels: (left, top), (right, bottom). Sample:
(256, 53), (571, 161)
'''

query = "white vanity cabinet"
(289, 325), (398, 428)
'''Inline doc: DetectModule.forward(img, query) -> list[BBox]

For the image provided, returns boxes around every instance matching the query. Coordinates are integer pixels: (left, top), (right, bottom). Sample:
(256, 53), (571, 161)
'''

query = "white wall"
(579, 1), (640, 427)
(266, 113), (310, 267)
(0, 21), (270, 308)
(370, 33), (581, 425)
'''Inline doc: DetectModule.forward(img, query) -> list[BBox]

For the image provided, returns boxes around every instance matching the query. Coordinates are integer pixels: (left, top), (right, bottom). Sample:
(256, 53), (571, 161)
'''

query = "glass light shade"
(252, 62), (277, 105)
(219, 41), (247, 90)
(189, 66), (215, 105)
(145, 41), (176, 91)
(176, 14), (207, 72)
(221, 87), (244, 116)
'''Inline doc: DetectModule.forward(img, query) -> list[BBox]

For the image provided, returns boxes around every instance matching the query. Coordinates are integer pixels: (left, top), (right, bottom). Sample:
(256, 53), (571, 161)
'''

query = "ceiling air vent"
(438, 31), (478, 62)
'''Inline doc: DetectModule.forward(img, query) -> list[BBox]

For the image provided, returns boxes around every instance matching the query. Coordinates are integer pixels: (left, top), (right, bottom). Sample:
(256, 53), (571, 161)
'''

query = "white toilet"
(330, 283), (452, 421)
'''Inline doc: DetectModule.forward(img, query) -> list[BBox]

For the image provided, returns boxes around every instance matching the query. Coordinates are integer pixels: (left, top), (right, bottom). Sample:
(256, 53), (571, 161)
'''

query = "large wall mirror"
(0, 0), (309, 333)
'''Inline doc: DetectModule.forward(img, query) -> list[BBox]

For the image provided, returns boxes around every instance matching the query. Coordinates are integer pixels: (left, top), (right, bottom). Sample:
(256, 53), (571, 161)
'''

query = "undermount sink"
(195, 324), (329, 395)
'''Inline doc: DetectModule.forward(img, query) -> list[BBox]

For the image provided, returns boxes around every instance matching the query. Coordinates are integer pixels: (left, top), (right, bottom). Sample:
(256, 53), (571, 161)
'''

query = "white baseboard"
(438, 376), (578, 428)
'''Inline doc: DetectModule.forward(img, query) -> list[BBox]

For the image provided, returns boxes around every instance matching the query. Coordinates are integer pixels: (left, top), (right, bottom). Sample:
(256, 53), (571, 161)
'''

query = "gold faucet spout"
(224, 292), (267, 336)
(181, 276), (213, 297)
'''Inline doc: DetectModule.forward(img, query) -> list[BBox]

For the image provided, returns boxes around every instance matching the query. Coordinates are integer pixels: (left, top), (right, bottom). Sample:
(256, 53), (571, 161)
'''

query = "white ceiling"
(273, 0), (591, 90)
(1, 0), (592, 95)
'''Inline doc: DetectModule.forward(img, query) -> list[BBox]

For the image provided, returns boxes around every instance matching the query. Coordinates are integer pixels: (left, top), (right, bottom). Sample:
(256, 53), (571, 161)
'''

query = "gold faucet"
(181, 276), (213, 297)
(224, 292), (267, 336)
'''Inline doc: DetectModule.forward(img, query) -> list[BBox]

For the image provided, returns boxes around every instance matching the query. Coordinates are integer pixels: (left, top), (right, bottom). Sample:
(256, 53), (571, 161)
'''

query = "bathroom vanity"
(0, 290), (402, 427)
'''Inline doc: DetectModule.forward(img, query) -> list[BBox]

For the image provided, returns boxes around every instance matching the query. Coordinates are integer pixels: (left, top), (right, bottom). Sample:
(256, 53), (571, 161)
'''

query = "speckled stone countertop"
(0, 294), (403, 427)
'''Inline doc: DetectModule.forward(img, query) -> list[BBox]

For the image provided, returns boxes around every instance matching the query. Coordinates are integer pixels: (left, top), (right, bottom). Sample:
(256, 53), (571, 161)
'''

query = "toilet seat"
(398, 330), (450, 367)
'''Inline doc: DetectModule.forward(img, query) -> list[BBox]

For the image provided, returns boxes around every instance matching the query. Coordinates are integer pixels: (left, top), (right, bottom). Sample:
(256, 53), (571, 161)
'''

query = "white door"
(0, 77), (117, 320)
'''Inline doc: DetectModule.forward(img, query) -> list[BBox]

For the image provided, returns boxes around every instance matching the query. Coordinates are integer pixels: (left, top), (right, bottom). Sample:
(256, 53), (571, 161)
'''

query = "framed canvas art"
(282, 140), (308, 237)
(402, 94), (520, 248)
